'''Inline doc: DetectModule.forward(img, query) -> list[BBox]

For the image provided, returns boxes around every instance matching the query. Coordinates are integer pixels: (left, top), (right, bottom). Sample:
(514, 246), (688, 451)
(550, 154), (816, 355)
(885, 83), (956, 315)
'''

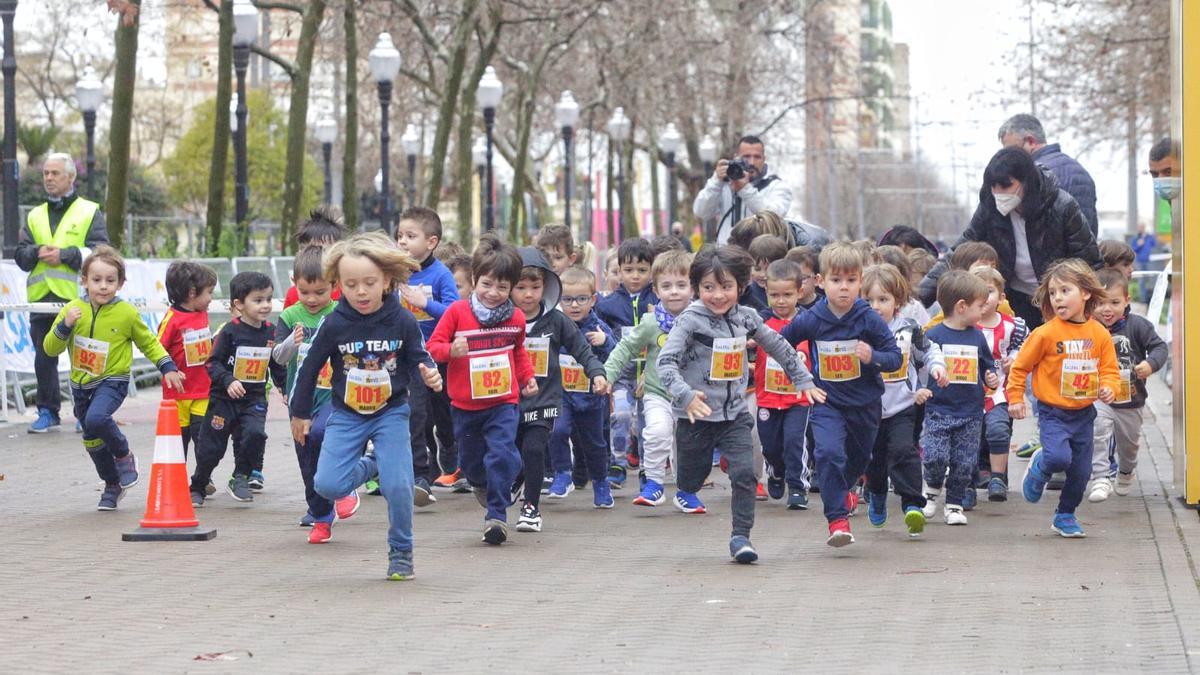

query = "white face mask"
(993, 192), (1021, 216)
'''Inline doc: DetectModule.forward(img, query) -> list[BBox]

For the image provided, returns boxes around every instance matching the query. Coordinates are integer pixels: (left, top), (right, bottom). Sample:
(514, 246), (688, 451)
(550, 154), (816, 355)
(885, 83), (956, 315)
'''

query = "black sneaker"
(1047, 472), (1067, 491)
(787, 488), (809, 510)
(482, 519), (507, 545)
(228, 474), (254, 502)
(515, 502), (543, 532)
(191, 491), (205, 508)
(414, 477), (436, 507)
(987, 476), (1008, 502)
(97, 483), (124, 511)
(766, 469), (785, 501)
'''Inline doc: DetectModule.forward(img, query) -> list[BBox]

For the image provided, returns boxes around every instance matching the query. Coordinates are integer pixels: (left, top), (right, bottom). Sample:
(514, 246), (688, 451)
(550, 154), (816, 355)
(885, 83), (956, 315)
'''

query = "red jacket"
(754, 313), (811, 409)
(426, 299), (535, 411)
(157, 306), (212, 400)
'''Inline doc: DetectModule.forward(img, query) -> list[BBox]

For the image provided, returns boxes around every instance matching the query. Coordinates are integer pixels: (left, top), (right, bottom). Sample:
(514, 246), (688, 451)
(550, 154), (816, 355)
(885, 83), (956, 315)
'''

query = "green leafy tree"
(163, 90), (322, 229)
(18, 124), (61, 165)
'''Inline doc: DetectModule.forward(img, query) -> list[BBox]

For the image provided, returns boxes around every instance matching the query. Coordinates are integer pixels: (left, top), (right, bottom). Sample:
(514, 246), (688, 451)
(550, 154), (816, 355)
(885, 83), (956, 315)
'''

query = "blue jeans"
(1034, 404), (1096, 515)
(453, 404), (521, 522)
(811, 401), (881, 522)
(315, 404), (414, 552)
(72, 380), (130, 485)
(295, 404), (334, 523)
(549, 399), (608, 482)
(756, 405), (811, 491)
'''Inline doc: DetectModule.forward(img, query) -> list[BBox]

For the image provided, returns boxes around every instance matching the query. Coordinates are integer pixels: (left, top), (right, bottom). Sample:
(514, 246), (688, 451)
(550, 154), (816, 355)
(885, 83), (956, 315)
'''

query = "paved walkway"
(3, 377), (1200, 672)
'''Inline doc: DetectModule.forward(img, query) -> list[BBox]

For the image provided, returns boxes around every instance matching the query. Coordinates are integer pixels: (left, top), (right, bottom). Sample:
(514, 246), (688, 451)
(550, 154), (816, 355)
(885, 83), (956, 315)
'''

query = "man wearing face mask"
(13, 153), (109, 433)
(1140, 137), (1178, 302)
(917, 147), (1101, 330)
(692, 135), (793, 245)
(998, 114), (1098, 237)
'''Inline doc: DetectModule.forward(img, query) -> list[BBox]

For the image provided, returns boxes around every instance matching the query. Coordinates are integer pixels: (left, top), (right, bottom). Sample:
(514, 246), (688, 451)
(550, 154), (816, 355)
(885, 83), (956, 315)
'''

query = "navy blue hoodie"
(781, 297), (901, 409)
(596, 285), (659, 336)
(291, 293), (435, 420)
(563, 309), (616, 411)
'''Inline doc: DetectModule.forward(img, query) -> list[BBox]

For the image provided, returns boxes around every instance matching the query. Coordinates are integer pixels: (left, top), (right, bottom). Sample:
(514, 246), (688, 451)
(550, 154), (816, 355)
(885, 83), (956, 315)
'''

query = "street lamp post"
(699, 135), (718, 242)
(1, 0), (18, 256)
(659, 122), (682, 232)
(401, 123), (419, 210)
(232, 0), (258, 230)
(314, 117), (337, 206)
(554, 90), (580, 234)
(369, 33), (401, 235)
(472, 137), (487, 232)
(75, 65), (104, 199)
(606, 107), (631, 237)
(476, 66), (503, 232)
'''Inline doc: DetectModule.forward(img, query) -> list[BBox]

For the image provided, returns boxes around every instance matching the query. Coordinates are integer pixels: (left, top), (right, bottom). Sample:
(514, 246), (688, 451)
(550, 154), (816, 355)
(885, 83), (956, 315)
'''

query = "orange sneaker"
(755, 483), (768, 501)
(433, 469), (467, 492)
(308, 521), (332, 544)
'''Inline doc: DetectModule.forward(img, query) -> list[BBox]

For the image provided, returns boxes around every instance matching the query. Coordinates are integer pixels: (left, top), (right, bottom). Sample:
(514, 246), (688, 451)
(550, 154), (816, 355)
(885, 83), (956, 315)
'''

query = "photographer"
(692, 135), (793, 245)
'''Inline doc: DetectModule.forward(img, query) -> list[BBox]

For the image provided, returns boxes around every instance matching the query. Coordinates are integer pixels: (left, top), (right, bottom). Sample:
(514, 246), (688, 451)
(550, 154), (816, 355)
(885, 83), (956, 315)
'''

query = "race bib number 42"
(72, 335), (109, 376)
(1061, 358), (1099, 399)
(182, 327), (213, 368)
(344, 368), (391, 414)
(816, 340), (860, 382)
(233, 346), (271, 383)
(944, 344), (979, 385)
(470, 353), (512, 400)
(709, 337), (746, 381)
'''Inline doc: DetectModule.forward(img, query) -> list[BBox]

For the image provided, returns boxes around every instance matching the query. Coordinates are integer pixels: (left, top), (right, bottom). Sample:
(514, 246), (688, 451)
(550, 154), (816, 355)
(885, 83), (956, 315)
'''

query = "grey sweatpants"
(1092, 402), (1143, 479)
(676, 412), (756, 538)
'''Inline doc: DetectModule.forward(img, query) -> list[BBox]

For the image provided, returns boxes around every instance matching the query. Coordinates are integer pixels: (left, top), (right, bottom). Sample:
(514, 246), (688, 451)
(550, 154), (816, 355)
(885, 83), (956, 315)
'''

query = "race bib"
(880, 339), (911, 384)
(816, 340), (860, 382)
(944, 344), (979, 385)
(1114, 368), (1133, 404)
(298, 343), (333, 390)
(72, 335), (109, 376)
(526, 337), (550, 378)
(344, 368), (391, 414)
(709, 337), (746, 381)
(1060, 358), (1099, 399)
(470, 353), (512, 400)
(233, 346), (271, 383)
(182, 327), (213, 368)
(559, 354), (590, 393)
(763, 356), (796, 394)
(402, 284), (434, 321)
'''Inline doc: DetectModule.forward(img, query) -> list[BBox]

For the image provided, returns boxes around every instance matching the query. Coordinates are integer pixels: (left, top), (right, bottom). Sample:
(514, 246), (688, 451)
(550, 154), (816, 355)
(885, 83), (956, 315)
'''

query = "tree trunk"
(424, 0), (477, 207)
(205, 0), (234, 255)
(279, 0), (327, 252)
(341, 0), (358, 231)
(105, 0), (142, 253)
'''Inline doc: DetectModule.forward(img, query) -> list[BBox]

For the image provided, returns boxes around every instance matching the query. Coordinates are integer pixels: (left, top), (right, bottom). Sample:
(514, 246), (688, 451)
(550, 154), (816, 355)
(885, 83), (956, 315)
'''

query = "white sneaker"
(944, 504), (967, 526)
(922, 485), (941, 519)
(1115, 472), (1135, 496)
(1088, 478), (1114, 503)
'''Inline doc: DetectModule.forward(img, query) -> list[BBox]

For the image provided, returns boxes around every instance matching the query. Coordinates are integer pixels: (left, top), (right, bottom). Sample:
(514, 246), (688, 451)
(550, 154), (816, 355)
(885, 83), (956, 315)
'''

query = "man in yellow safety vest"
(14, 153), (109, 433)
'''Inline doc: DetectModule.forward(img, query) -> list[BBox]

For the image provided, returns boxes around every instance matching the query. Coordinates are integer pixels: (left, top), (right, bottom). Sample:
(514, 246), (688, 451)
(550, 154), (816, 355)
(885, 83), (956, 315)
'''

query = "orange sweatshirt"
(1006, 316), (1120, 410)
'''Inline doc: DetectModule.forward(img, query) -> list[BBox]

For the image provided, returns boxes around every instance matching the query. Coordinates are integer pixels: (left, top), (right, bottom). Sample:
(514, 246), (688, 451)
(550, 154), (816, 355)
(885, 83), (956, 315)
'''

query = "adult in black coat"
(918, 147), (1101, 329)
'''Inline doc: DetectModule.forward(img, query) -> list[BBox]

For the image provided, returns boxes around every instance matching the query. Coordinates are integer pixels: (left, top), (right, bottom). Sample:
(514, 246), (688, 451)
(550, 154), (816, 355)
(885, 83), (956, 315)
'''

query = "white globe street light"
(75, 65), (103, 197)
(369, 33), (402, 233)
(315, 117), (337, 205)
(555, 90), (580, 232)
(477, 66), (503, 231)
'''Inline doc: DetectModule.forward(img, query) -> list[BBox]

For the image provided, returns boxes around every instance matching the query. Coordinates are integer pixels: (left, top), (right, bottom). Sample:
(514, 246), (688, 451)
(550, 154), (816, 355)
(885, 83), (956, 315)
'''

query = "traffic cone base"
(123, 400), (217, 542)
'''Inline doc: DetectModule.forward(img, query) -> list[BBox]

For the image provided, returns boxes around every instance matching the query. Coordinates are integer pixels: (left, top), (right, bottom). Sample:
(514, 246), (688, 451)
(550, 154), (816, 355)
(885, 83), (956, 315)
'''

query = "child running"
(157, 261), (217, 462)
(973, 265), (1028, 502)
(604, 249), (693, 508)
(289, 232), (444, 579)
(44, 246), (185, 510)
(658, 245), (823, 563)
(1087, 268), (1167, 502)
(861, 263), (947, 536)
(1008, 259), (1120, 538)
(426, 234), (538, 546)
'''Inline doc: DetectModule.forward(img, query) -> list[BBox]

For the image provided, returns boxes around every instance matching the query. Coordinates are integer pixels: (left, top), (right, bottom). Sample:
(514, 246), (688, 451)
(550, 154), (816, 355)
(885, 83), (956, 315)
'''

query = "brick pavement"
(2, 377), (1200, 673)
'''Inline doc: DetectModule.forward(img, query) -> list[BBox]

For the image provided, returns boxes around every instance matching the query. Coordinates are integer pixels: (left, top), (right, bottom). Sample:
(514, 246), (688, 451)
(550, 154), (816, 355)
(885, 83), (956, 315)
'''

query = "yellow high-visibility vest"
(26, 197), (100, 301)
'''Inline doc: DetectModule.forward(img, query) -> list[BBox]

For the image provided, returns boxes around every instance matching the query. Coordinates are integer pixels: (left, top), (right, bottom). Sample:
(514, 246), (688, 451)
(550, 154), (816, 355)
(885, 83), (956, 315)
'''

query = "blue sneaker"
(28, 408), (61, 434)
(787, 487), (809, 510)
(1051, 512), (1086, 538)
(868, 492), (888, 528)
(903, 506), (926, 537)
(593, 480), (615, 509)
(248, 470), (265, 491)
(547, 471), (574, 499)
(299, 511), (316, 527)
(1015, 440), (1041, 459)
(114, 453), (139, 489)
(75, 419), (83, 433)
(387, 548), (415, 580)
(1023, 449), (1048, 504)
(766, 466), (785, 500)
(672, 490), (706, 514)
(633, 479), (666, 506)
(962, 486), (977, 511)
(712, 450), (721, 466)
(729, 535), (758, 564)
(97, 483), (125, 511)
(607, 464), (626, 489)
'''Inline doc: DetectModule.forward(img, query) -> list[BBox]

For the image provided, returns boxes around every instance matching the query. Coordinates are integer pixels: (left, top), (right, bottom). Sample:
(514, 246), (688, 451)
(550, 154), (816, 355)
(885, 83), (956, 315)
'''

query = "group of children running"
(47, 206), (1166, 579)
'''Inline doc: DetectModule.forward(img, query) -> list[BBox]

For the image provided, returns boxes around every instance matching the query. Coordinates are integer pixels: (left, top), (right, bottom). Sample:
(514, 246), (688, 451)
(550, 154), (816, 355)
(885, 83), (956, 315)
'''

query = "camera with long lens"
(724, 158), (753, 182)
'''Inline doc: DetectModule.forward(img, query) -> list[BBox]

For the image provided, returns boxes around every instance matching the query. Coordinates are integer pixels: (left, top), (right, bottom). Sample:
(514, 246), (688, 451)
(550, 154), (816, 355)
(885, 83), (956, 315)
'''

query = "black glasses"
(561, 295), (593, 306)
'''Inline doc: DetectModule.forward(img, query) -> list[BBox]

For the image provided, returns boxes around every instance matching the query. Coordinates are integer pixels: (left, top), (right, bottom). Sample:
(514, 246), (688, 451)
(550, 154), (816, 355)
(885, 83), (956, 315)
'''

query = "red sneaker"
(719, 455), (729, 474)
(827, 518), (854, 547)
(335, 490), (360, 520)
(308, 521), (332, 544)
(845, 491), (859, 517)
(755, 483), (768, 501)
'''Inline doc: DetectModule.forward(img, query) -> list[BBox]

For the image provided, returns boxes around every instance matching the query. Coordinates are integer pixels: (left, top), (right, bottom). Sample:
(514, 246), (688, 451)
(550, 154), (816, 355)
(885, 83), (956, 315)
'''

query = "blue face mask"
(1153, 177), (1181, 202)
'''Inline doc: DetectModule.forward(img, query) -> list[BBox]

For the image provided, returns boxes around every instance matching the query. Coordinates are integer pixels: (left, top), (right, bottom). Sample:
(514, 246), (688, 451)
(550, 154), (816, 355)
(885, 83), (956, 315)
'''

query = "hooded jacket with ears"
(917, 167), (1101, 307)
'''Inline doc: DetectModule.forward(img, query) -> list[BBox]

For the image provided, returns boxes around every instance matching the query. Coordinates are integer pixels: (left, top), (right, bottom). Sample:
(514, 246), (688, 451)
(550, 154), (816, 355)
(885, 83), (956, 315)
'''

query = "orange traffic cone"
(123, 400), (216, 542)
